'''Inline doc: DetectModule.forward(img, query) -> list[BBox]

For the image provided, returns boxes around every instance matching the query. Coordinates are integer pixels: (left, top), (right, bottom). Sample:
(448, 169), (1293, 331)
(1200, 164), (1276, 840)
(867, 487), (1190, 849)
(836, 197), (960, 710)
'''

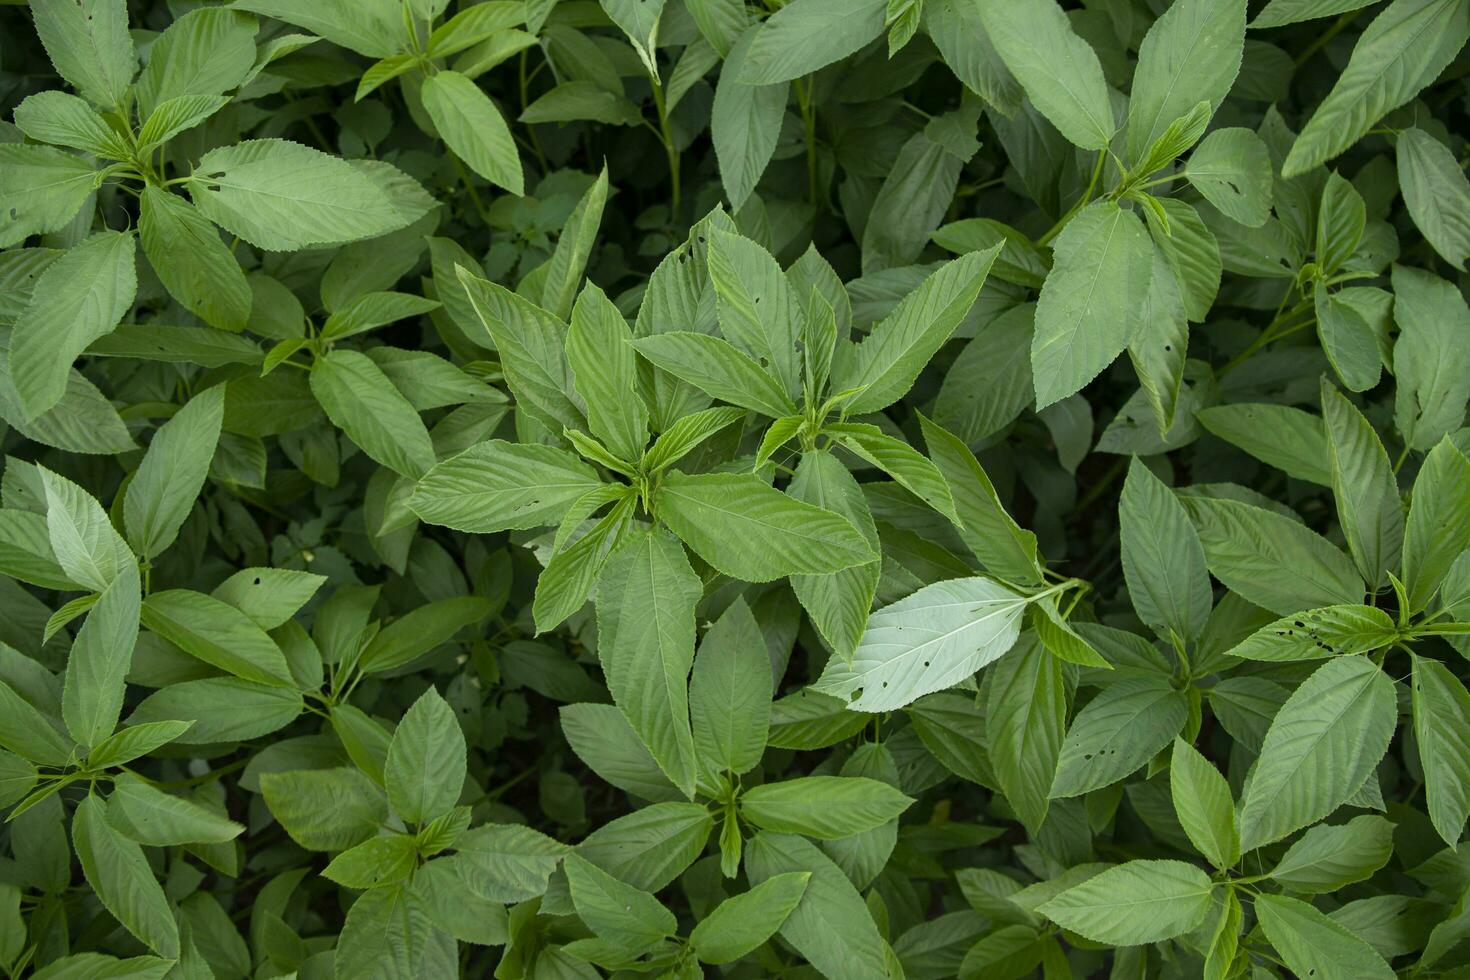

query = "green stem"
(650, 75), (681, 215)
(1217, 299), (1314, 376)
(1294, 9), (1361, 66)
(800, 76), (818, 211)
(447, 150), (490, 222)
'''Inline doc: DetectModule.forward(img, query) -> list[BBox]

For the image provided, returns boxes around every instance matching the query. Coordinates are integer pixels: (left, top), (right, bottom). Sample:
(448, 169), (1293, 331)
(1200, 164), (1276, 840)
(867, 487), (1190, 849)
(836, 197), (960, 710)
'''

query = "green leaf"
(641, 407), (745, 472)
(1170, 738), (1238, 869)
(412, 440), (603, 533)
(428, 2), (526, 57)
(141, 589), (295, 687)
(1267, 814), (1394, 892)
(12, 90), (131, 158)
(1031, 201), (1154, 408)
(918, 413), (1043, 585)
(40, 467), (128, 592)
(1038, 860), (1215, 944)
(1412, 654), (1470, 848)
(85, 721), (193, 771)
(61, 564), (141, 750)
(333, 885), (444, 980)
(1321, 379), (1402, 589)
(0, 144), (98, 249)
(260, 767), (386, 851)
(123, 385), (224, 560)
(1282, 0), (1469, 177)
(133, 7), (258, 116)
(138, 187), (251, 332)
(742, 775), (913, 839)
(385, 688), (466, 825)
(1184, 128), (1274, 227)
(310, 349), (435, 479)
(690, 598), (771, 778)
(1225, 604), (1398, 661)
(541, 167), (609, 321)
(1125, 0), (1246, 166)
(10, 230), (136, 419)
(985, 635), (1065, 833)
(576, 801), (714, 890)
(358, 595), (491, 673)
(1252, 0), (1379, 27)
(1255, 893), (1396, 980)
(705, 230), (802, 398)
(233, 0), (402, 58)
(737, 0), (886, 84)
(419, 70), (524, 195)
(210, 567), (327, 631)
(565, 282), (648, 462)
(136, 94), (230, 151)
(656, 471), (875, 582)
(452, 822), (569, 902)
(320, 292), (440, 342)
(975, 0), (1115, 150)
(812, 577), (1028, 712)
(599, 0), (668, 80)
(0, 677), (74, 767)
(1403, 440), (1470, 612)
(633, 331), (797, 418)
(690, 872), (810, 964)
(108, 773), (243, 846)
(744, 831), (896, 980)
(1238, 655), (1396, 851)
(1182, 495), (1363, 615)
(187, 139), (418, 250)
(457, 270), (586, 432)
(787, 448), (882, 659)
(834, 246), (1000, 415)
(73, 794), (179, 958)
(128, 677), (302, 743)
(1396, 127), (1470, 268)
(1392, 265), (1470, 452)
(595, 528), (701, 797)
(563, 852), (677, 952)
(533, 493), (637, 633)
(30, 0), (135, 109)
(322, 834), (419, 890)
(1119, 458), (1212, 644)
(827, 423), (960, 526)
(1195, 402), (1331, 485)
(1050, 676), (1189, 797)
(713, 27), (788, 210)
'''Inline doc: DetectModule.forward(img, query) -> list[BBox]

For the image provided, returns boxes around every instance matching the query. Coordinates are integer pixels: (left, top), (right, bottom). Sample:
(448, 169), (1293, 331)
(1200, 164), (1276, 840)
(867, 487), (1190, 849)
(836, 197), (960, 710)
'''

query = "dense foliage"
(3, 0), (1470, 976)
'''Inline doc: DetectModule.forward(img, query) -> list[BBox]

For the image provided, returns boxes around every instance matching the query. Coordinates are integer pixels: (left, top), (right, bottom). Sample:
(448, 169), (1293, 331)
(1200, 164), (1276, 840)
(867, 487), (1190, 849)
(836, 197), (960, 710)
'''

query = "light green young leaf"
(12, 90), (130, 158)
(656, 471), (875, 582)
(1392, 264), (1470, 452)
(737, 0), (886, 84)
(835, 245), (1000, 415)
(812, 577), (1027, 713)
(1050, 676), (1189, 797)
(1412, 655), (1470, 849)
(599, 0), (668, 80)
(358, 596), (491, 673)
(10, 230), (136, 419)
(124, 385), (224, 561)
(30, 0), (136, 109)
(61, 563), (141, 750)
(566, 282), (648, 462)
(141, 589), (295, 687)
(541, 167), (609, 321)
(1321, 379), (1402, 589)
(975, 0), (1115, 150)
(563, 852), (677, 952)
(742, 775), (913, 839)
(595, 528), (701, 797)
(1125, 0), (1246, 166)
(108, 773), (243, 846)
(322, 834), (419, 890)
(1184, 127), (1274, 227)
(690, 598), (772, 778)
(1037, 860), (1215, 945)
(39, 467), (128, 596)
(1170, 738), (1238, 869)
(1267, 814), (1393, 892)
(827, 423), (959, 526)
(136, 94), (231, 151)
(187, 139), (417, 251)
(1282, 0), (1469, 177)
(412, 440), (603, 533)
(85, 720), (194, 771)
(1238, 655), (1396, 851)
(385, 688), (466, 826)
(428, 1), (526, 57)
(1255, 893), (1396, 980)
(533, 493), (637, 633)
(319, 292), (440, 341)
(1120, 458), (1212, 645)
(690, 872), (809, 964)
(1031, 201), (1153, 408)
(310, 348), (435, 479)
(419, 70), (524, 195)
